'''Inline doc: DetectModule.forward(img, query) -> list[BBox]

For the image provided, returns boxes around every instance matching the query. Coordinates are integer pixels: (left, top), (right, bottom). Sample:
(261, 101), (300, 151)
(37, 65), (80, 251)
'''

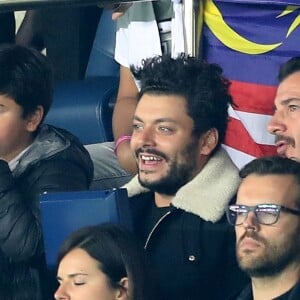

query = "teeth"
(141, 155), (161, 161)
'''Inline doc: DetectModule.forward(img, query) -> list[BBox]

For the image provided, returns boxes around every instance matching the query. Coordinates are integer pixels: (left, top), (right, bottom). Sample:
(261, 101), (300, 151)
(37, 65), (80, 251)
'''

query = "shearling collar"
(123, 148), (240, 223)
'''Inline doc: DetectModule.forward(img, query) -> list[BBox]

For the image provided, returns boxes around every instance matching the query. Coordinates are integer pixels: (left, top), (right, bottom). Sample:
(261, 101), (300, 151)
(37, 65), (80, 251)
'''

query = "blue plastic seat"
(44, 9), (120, 145)
(45, 76), (118, 144)
(40, 188), (132, 269)
(85, 9), (119, 78)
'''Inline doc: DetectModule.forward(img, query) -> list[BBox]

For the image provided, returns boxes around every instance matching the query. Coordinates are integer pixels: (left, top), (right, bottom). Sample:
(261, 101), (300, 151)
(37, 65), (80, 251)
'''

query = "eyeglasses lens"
(256, 206), (279, 225)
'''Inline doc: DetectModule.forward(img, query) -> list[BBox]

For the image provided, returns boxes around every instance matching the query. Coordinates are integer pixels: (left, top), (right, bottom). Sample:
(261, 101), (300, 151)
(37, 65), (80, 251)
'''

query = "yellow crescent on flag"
(204, 0), (282, 54)
(276, 5), (300, 37)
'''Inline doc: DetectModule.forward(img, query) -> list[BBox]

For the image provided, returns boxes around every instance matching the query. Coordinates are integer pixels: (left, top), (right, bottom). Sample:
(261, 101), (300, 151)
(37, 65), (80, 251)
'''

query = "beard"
(237, 227), (300, 278)
(137, 139), (199, 196)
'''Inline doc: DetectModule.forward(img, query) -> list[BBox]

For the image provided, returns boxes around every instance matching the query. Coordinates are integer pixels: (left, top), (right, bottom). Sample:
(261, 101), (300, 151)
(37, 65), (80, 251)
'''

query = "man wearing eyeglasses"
(227, 156), (300, 300)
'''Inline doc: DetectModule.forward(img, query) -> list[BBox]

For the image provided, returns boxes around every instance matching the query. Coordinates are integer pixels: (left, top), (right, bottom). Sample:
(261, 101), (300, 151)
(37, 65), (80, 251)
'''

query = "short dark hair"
(131, 54), (233, 147)
(239, 156), (300, 208)
(278, 56), (300, 82)
(0, 44), (53, 122)
(57, 224), (152, 300)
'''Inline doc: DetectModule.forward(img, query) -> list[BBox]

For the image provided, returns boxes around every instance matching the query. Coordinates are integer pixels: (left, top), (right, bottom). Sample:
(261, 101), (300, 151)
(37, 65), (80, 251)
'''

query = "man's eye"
(236, 210), (247, 216)
(158, 126), (173, 133)
(0, 105), (7, 113)
(288, 105), (299, 112)
(133, 123), (142, 130)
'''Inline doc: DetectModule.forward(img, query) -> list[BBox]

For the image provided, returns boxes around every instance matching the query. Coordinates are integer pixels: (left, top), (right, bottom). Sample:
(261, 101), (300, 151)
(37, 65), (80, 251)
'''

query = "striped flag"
(202, 0), (300, 168)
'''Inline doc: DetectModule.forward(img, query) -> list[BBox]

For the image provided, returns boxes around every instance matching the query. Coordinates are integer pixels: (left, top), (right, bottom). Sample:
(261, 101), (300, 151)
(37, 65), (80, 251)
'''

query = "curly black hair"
(131, 53), (233, 146)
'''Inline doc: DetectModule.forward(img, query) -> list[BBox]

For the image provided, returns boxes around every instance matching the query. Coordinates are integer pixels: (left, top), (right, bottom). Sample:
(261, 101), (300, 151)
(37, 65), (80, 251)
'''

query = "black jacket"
(231, 282), (300, 300)
(125, 149), (249, 300)
(0, 124), (93, 300)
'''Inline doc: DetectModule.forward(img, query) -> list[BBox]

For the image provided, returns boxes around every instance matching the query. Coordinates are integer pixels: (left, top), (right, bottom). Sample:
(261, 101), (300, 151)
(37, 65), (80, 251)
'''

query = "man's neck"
(154, 192), (173, 207)
(252, 264), (300, 300)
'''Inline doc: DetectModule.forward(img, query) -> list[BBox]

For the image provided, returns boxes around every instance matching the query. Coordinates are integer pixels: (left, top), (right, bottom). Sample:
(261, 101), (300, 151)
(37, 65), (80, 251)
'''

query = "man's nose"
(242, 211), (259, 231)
(267, 111), (286, 135)
(134, 127), (156, 148)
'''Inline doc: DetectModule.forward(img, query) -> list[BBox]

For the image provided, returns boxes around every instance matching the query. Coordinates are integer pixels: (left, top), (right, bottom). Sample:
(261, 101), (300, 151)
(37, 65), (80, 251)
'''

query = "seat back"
(85, 9), (119, 78)
(40, 188), (131, 269)
(44, 76), (118, 144)
(44, 9), (120, 145)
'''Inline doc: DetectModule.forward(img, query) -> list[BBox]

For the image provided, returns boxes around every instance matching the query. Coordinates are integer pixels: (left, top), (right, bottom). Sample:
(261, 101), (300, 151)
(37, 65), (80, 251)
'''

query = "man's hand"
(98, 3), (133, 20)
(112, 3), (133, 20)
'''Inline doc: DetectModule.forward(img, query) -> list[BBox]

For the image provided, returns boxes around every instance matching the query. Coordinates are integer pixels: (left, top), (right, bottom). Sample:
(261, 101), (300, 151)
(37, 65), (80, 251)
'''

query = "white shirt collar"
(8, 145), (32, 171)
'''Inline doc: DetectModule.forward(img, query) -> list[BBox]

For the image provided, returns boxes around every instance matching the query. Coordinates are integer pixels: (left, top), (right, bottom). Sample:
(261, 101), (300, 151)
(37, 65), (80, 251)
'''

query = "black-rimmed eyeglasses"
(226, 204), (300, 226)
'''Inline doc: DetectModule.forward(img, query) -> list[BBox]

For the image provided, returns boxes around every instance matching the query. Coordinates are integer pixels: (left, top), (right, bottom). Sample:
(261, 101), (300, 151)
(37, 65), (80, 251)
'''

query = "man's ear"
(26, 105), (44, 132)
(199, 128), (218, 155)
(115, 277), (129, 300)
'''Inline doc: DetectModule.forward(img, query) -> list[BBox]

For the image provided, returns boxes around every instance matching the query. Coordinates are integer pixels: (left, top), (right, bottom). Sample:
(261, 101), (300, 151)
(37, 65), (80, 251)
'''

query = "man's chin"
(238, 253), (262, 272)
(138, 174), (159, 188)
(138, 172), (160, 183)
(138, 177), (180, 195)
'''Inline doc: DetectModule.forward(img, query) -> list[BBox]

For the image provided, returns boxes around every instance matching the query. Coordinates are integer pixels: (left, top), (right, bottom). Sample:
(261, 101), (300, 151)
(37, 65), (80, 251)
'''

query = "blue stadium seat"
(45, 76), (118, 144)
(85, 9), (119, 78)
(44, 9), (119, 145)
(40, 188), (132, 269)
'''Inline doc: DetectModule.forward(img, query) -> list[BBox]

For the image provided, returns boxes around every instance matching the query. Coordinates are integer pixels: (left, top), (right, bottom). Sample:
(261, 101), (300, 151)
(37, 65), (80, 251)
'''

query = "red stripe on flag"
(229, 80), (277, 115)
(225, 117), (277, 157)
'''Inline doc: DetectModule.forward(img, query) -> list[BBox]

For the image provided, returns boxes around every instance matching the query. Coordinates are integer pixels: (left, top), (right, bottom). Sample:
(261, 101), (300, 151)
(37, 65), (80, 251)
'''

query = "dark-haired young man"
(0, 44), (93, 300)
(124, 54), (248, 299)
(227, 156), (300, 300)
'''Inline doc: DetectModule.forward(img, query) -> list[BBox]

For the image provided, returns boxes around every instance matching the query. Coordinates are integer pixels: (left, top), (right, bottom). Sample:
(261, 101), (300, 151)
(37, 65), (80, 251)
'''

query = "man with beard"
(227, 156), (300, 300)
(268, 56), (300, 161)
(123, 54), (248, 300)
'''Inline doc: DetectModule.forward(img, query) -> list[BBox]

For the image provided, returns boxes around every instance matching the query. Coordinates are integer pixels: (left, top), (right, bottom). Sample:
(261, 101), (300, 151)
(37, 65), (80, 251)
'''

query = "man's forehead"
(133, 114), (179, 124)
(274, 77), (300, 107)
(274, 97), (300, 107)
(237, 174), (298, 203)
(136, 94), (188, 114)
(276, 72), (300, 96)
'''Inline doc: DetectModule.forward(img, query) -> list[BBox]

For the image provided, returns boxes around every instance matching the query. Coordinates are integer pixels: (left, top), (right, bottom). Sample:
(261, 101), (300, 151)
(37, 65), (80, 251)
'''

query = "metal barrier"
(183, 0), (201, 57)
(0, 0), (142, 11)
(2, 0), (199, 55)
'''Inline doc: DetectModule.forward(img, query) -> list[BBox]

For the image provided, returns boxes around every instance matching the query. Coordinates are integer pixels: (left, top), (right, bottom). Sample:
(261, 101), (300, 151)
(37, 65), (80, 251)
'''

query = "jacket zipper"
(144, 210), (173, 249)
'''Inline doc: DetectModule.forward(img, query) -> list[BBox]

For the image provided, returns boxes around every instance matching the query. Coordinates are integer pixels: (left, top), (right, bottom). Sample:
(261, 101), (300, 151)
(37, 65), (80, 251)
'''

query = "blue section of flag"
(202, 1), (300, 86)
(215, 0), (300, 5)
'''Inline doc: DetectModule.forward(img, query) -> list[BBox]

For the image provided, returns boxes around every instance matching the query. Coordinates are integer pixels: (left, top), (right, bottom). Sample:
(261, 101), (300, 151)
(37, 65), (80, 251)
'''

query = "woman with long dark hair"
(54, 224), (152, 300)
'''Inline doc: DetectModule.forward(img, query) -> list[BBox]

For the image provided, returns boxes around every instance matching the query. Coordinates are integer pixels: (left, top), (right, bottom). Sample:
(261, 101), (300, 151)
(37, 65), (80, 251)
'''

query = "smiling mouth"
(141, 155), (161, 161)
(140, 154), (163, 165)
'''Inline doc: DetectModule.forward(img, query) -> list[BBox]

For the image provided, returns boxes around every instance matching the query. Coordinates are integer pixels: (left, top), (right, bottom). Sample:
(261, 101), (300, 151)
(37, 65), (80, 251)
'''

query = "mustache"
(135, 148), (168, 160)
(274, 135), (295, 147)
